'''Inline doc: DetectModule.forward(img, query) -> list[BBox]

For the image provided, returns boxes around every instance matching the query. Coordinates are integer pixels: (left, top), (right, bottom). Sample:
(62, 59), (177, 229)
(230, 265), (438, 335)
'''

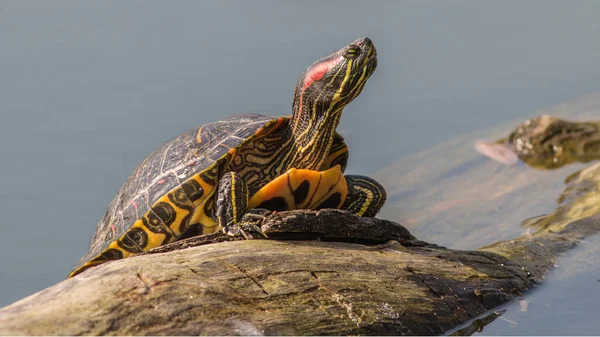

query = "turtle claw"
(224, 222), (268, 239)
(240, 222), (268, 239)
(242, 208), (272, 221)
(223, 209), (271, 239)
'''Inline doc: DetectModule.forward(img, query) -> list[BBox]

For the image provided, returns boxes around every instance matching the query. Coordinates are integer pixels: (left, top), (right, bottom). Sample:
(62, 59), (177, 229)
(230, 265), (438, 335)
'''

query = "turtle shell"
(71, 113), (283, 273)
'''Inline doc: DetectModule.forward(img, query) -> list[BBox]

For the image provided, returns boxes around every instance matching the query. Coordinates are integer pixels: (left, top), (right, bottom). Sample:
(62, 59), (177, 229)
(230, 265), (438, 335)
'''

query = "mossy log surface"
(3, 205), (590, 337)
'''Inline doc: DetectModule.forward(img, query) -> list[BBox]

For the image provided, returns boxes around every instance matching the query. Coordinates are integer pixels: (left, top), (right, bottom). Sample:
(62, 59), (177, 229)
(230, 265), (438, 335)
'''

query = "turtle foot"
(225, 222), (268, 239)
(223, 208), (272, 239)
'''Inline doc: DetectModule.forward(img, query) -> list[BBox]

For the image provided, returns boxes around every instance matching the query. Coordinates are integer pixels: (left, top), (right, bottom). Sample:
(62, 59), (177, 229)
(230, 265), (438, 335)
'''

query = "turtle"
(69, 37), (386, 278)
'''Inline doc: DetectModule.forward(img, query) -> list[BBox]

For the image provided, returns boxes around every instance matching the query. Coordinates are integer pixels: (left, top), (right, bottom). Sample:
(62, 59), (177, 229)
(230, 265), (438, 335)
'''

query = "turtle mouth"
(359, 54), (378, 74)
(362, 38), (378, 68)
(366, 54), (378, 67)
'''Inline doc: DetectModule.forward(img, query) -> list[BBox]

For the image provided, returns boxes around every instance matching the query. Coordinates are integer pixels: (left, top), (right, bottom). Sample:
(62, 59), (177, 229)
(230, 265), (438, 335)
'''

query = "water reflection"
(449, 310), (506, 336)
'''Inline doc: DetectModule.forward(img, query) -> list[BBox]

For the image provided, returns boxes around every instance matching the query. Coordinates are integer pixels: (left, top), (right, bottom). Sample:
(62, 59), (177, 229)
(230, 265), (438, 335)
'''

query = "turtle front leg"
(215, 172), (266, 238)
(217, 167), (386, 239)
(321, 133), (388, 216)
(218, 165), (347, 237)
(341, 175), (387, 217)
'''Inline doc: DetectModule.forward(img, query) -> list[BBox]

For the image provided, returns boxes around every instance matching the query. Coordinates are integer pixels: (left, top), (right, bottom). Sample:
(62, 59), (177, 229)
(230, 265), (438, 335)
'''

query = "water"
(1, 0), (600, 334)
(476, 235), (600, 335)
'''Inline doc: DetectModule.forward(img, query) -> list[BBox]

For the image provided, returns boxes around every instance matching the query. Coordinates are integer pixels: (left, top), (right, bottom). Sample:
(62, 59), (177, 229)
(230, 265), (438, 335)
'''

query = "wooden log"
(6, 154), (600, 337)
(0, 210), (535, 336)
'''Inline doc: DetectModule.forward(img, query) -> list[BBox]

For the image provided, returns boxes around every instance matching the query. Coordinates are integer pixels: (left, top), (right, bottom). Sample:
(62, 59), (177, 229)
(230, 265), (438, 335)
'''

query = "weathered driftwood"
(3, 156), (600, 337)
(0, 210), (548, 336)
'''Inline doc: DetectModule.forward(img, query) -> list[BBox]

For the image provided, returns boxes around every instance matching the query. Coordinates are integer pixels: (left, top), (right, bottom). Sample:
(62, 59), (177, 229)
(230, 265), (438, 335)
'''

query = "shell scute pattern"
(147, 172), (180, 204)
(206, 143), (234, 163)
(175, 156), (212, 181)
(150, 197), (186, 236)
(72, 114), (275, 271)
(121, 194), (144, 231)
(117, 228), (145, 253)
(233, 125), (264, 139)
(166, 186), (196, 235)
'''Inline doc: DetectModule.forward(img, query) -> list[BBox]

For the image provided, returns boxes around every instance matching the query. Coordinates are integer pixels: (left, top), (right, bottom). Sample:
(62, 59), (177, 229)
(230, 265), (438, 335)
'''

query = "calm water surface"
(476, 235), (600, 335)
(2, 0), (600, 334)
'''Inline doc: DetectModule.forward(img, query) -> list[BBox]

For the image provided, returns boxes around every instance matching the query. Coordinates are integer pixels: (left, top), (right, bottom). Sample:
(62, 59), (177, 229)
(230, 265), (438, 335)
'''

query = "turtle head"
(293, 37), (378, 118)
(289, 37), (377, 167)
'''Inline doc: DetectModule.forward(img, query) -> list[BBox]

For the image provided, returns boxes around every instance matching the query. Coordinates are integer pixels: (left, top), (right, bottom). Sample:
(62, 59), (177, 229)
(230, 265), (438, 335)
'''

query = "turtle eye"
(343, 45), (361, 59)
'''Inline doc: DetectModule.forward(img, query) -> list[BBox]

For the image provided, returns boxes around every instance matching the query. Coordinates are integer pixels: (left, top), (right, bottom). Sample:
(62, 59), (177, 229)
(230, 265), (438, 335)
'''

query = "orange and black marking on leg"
(341, 175), (387, 217)
(248, 165), (347, 212)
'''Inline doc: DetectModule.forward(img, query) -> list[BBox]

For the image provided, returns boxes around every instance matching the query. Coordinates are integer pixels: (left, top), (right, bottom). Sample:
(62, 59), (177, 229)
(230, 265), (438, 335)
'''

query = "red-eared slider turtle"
(69, 38), (386, 278)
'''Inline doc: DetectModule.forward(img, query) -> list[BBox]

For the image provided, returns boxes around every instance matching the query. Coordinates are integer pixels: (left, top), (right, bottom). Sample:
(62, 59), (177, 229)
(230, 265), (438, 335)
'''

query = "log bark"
(0, 210), (537, 336)
(5, 157), (600, 337)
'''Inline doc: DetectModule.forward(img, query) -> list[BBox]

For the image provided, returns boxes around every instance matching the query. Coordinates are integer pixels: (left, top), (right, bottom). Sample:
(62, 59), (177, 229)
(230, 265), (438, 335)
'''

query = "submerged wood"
(3, 165), (600, 337)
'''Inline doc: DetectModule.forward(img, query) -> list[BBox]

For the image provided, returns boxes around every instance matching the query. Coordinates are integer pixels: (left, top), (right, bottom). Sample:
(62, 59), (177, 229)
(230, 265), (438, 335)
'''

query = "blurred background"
(1, 1), (600, 334)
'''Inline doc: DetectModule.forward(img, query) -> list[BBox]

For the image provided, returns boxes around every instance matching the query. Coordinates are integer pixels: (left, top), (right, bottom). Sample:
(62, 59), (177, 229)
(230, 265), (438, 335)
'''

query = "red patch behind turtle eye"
(302, 56), (342, 90)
